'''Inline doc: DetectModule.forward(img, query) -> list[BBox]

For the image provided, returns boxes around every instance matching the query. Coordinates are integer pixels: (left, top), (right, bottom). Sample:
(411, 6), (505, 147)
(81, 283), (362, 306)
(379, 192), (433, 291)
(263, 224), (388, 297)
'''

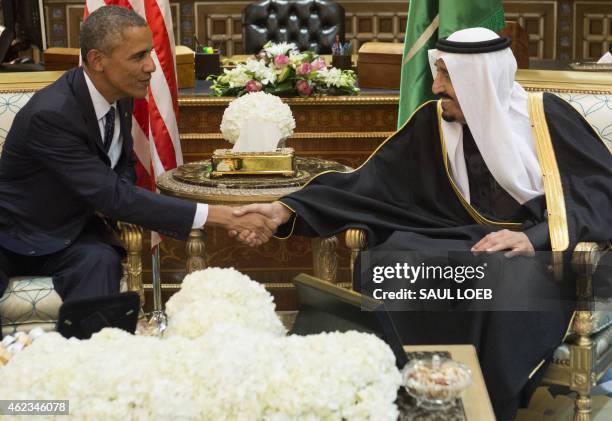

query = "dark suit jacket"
(0, 67), (196, 256)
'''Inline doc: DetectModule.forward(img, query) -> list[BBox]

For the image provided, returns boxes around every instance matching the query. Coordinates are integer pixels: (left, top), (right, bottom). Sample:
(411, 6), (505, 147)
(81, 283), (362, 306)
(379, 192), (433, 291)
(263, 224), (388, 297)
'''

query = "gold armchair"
(0, 74), (144, 336)
(544, 242), (612, 421)
(339, 227), (610, 421)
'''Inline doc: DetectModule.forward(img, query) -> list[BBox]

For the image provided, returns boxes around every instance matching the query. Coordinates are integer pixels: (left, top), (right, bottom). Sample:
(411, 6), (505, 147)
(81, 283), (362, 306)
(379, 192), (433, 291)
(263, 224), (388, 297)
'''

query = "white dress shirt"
(83, 71), (208, 228)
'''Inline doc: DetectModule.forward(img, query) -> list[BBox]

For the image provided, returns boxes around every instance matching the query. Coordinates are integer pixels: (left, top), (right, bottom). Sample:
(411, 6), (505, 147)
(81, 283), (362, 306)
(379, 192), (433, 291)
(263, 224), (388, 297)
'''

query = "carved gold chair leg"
(574, 393), (592, 421)
(119, 222), (143, 310)
(568, 242), (605, 421)
(569, 311), (596, 421)
(312, 236), (338, 283)
(186, 228), (207, 274)
(345, 228), (367, 289)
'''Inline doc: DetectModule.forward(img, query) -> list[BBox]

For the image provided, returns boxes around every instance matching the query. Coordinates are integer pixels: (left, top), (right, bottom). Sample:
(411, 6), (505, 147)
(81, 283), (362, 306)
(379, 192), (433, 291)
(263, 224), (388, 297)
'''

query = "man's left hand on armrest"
(472, 229), (536, 258)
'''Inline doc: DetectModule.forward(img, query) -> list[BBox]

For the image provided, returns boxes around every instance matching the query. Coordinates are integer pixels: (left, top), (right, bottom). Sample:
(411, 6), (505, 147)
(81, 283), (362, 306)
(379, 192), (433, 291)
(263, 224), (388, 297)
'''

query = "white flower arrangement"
(317, 67), (344, 87)
(263, 41), (299, 58)
(209, 41), (359, 97)
(0, 268), (403, 420)
(164, 267), (286, 338)
(221, 66), (251, 89)
(244, 59), (277, 85)
(220, 92), (296, 144)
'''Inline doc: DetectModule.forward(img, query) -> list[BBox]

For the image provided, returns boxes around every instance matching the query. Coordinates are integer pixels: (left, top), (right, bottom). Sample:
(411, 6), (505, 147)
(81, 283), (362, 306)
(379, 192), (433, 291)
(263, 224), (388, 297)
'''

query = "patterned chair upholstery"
(317, 69), (611, 421)
(0, 75), (143, 337)
(0, 276), (60, 335)
(555, 93), (612, 151)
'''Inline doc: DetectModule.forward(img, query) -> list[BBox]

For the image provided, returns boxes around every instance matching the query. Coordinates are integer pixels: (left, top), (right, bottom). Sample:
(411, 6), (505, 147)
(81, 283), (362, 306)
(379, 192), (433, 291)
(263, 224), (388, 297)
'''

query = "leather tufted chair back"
(243, 0), (345, 54)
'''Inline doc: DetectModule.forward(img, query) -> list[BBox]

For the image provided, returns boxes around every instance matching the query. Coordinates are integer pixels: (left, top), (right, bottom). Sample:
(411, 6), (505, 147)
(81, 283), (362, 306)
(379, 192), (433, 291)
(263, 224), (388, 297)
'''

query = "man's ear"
(86, 49), (105, 72)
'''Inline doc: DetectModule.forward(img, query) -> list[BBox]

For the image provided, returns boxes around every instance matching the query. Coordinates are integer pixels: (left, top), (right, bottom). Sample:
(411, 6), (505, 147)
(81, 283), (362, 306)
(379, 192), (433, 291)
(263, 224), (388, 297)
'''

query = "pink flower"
(311, 58), (326, 71)
(296, 62), (313, 75)
(245, 79), (263, 93)
(296, 79), (312, 96)
(273, 54), (289, 67)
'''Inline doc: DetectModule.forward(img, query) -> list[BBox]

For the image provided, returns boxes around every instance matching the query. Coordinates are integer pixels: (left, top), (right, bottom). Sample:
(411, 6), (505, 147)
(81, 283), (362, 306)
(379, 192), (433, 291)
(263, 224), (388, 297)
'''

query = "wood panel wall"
(1, 0), (607, 61)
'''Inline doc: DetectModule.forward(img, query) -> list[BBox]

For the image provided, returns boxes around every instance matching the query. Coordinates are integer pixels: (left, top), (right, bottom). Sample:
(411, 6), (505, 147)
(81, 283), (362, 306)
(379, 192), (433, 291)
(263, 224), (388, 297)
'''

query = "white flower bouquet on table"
(209, 41), (359, 97)
(0, 268), (403, 420)
(220, 91), (296, 151)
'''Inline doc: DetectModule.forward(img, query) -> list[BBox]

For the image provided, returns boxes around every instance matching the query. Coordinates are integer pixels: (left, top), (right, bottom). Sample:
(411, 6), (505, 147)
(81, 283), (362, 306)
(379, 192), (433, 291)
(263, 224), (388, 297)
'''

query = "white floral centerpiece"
(210, 41), (359, 97)
(0, 268), (403, 420)
(219, 91), (295, 145)
(164, 267), (286, 338)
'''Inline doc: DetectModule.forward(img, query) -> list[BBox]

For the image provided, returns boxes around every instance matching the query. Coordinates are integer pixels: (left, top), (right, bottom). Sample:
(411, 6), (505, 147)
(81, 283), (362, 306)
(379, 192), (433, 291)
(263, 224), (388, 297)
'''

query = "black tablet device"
(291, 274), (408, 369)
(56, 291), (139, 339)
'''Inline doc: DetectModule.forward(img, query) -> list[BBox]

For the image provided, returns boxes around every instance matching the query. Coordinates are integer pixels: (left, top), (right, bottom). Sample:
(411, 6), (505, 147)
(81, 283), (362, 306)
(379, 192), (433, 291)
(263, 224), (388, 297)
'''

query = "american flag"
(84, 0), (181, 247)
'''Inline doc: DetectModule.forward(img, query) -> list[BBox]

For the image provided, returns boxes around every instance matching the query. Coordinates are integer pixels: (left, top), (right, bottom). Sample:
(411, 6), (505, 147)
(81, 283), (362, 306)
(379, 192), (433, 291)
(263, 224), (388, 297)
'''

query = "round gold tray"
(157, 156), (352, 203)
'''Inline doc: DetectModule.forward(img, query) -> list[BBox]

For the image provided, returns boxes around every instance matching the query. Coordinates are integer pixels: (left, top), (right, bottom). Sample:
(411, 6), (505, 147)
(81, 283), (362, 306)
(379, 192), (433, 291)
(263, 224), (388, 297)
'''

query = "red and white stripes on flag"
(84, 0), (181, 246)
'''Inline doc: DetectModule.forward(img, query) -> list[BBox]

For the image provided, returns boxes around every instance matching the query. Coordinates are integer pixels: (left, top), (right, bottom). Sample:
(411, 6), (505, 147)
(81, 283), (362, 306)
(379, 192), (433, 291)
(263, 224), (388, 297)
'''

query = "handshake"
(207, 201), (293, 247)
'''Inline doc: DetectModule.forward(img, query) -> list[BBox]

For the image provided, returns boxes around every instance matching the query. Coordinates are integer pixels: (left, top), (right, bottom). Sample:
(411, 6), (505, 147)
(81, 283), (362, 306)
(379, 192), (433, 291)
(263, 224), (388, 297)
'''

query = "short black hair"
(80, 5), (148, 64)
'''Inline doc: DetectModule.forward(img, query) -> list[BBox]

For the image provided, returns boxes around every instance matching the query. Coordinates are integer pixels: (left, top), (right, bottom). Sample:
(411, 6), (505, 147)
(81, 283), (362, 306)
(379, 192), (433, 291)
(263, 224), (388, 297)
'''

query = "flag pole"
(149, 243), (167, 334)
(152, 244), (162, 311)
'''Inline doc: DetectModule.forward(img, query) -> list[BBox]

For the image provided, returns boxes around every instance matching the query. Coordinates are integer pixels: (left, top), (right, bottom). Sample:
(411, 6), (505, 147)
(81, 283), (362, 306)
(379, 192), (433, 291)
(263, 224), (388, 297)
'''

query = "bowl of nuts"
(403, 354), (472, 410)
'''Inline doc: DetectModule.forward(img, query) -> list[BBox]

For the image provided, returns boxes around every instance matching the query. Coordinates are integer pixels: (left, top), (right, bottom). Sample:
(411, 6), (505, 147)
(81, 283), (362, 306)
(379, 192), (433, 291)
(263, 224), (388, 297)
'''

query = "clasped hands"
(208, 202), (291, 247)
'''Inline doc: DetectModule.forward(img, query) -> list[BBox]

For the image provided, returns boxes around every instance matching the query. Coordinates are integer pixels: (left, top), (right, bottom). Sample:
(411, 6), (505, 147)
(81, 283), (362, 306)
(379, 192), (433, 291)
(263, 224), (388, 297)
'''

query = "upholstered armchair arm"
(118, 222), (143, 307)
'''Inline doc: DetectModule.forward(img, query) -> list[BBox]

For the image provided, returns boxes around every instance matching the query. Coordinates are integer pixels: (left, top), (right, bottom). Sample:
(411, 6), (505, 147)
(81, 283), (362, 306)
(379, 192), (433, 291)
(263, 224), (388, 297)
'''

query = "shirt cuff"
(192, 203), (209, 228)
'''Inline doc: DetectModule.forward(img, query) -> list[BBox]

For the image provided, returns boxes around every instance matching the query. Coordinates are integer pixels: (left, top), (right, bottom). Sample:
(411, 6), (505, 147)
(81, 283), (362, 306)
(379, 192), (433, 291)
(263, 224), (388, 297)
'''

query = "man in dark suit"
(0, 6), (276, 304)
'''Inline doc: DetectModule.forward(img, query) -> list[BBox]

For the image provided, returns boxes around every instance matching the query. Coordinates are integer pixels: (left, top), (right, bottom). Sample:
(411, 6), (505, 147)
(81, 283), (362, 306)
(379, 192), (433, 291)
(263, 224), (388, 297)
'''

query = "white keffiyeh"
(428, 27), (544, 205)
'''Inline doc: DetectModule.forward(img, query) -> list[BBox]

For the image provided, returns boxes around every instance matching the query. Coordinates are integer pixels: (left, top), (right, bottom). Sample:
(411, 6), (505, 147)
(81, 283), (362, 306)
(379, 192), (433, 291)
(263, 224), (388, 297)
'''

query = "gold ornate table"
(157, 156), (352, 284)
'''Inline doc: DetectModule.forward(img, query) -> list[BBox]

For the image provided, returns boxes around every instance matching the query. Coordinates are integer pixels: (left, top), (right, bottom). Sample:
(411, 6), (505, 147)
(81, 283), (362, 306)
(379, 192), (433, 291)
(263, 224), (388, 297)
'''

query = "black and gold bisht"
(277, 93), (612, 419)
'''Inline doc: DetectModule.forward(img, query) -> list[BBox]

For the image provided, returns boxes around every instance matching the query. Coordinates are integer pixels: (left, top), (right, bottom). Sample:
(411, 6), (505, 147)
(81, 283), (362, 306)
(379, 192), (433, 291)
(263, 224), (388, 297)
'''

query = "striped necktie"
(103, 106), (115, 153)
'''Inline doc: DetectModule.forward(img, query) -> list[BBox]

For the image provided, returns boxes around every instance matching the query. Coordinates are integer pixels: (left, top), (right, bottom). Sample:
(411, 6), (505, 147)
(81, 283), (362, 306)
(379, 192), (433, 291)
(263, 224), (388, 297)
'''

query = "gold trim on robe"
(527, 92), (570, 252)
(525, 92), (572, 380)
(436, 101), (522, 230)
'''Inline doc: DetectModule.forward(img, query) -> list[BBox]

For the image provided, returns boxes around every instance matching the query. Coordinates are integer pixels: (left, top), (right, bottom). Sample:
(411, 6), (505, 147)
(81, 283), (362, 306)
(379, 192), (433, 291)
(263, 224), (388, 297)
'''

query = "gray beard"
(441, 113), (456, 123)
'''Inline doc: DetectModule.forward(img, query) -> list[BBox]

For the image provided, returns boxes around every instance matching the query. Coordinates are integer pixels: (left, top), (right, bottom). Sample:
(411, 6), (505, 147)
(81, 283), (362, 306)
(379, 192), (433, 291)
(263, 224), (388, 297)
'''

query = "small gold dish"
(211, 147), (296, 177)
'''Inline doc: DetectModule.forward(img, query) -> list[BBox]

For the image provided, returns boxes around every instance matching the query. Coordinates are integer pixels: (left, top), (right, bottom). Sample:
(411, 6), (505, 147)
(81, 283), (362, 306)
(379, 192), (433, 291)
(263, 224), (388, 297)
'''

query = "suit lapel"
(69, 67), (110, 163)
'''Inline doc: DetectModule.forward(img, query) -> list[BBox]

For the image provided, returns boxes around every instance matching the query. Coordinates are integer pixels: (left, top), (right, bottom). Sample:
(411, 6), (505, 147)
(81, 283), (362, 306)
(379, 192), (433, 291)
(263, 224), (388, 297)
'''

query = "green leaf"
(272, 80), (294, 93)
(277, 66), (292, 82)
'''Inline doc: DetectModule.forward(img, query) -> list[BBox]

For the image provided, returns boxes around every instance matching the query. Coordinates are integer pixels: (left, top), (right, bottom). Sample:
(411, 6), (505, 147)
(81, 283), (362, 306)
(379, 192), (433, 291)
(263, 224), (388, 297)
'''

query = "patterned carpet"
(518, 386), (611, 421)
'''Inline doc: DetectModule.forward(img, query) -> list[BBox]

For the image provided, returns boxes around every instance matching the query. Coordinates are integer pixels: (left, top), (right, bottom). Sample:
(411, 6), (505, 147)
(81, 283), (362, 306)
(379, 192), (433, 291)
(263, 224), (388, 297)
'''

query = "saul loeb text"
(370, 262), (493, 302)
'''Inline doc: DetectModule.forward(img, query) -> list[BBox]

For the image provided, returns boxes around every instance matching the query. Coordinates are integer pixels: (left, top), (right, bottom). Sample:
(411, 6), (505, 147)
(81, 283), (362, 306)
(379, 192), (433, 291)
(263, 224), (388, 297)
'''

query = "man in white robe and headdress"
(233, 28), (612, 419)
